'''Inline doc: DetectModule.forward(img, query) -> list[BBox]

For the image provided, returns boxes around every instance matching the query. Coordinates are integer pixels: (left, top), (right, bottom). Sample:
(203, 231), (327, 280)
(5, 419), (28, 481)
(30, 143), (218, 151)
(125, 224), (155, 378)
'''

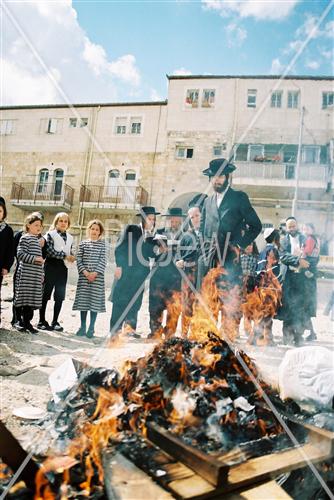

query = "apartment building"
(1, 75), (333, 238)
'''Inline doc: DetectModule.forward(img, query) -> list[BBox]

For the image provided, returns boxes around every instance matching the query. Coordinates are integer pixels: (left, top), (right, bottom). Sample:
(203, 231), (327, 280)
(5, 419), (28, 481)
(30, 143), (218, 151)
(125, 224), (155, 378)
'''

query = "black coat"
(279, 233), (308, 323)
(151, 227), (184, 290)
(115, 224), (155, 278)
(0, 224), (14, 272)
(200, 187), (262, 249)
(198, 187), (262, 286)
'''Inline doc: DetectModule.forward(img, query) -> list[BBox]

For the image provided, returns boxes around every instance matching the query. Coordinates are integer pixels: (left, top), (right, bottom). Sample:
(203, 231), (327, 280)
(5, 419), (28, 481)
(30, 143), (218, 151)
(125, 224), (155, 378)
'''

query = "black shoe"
(52, 322), (64, 332)
(37, 321), (53, 331)
(305, 332), (317, 341)
(14, 322), (25, 332)
(76, 327), (86, 337)
(25, 323), (38, 334)
(86, 328), (94, 339)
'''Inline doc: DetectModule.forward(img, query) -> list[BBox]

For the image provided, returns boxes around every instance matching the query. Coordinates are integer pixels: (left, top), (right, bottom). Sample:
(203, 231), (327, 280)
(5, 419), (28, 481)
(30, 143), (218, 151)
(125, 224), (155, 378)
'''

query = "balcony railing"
(10, 182), (74, 210)
(79, 185), (148, 210)
(233, 162), (331, 187)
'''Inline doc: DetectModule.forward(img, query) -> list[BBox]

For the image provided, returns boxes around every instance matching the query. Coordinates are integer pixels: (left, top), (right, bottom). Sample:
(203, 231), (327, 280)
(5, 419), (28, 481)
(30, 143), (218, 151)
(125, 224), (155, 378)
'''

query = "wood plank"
(103, 451), (173, 500)
(224, 480), (291, 500)
(147, 423), (229, 487)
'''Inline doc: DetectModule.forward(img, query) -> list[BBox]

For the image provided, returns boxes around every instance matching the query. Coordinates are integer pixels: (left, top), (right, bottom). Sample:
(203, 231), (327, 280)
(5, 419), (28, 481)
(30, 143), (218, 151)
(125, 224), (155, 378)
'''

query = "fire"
(34, 263), (285, 497)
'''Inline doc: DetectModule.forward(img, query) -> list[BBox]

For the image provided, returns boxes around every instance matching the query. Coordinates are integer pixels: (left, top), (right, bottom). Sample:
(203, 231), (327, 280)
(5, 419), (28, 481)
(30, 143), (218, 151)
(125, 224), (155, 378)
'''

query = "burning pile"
(32, 334), (289, 499)
(29, 267), (287, 498)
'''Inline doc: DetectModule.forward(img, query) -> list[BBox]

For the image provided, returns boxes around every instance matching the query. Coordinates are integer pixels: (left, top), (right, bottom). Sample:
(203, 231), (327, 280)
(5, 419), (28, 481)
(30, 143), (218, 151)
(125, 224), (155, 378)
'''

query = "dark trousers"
(0, 275), (2, 325)
(109, 271), (147, 334)
(40, 261), (67, 324)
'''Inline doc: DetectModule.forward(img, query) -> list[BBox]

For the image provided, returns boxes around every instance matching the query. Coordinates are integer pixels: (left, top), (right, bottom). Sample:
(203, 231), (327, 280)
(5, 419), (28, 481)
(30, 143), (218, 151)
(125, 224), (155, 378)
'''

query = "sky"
(1, 0), (333, 105)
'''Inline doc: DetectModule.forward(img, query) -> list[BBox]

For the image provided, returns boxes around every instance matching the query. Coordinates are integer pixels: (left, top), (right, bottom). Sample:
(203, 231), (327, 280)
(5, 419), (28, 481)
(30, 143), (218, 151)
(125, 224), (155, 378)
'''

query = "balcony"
(10, 183), (74, 211)
(233, 162), (331, 189)
(79, 185), (149, 212)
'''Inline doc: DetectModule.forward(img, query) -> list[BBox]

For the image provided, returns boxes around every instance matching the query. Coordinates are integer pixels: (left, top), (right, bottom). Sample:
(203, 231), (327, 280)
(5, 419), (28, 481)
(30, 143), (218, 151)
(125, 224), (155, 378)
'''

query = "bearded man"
(199, 158), (262, 339)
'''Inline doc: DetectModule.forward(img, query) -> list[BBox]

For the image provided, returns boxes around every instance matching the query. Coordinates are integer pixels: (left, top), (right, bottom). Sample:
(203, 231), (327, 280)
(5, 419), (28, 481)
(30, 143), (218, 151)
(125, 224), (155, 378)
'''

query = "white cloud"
(2, 58), (60, 105)
(82, 37), (109, 76)
(305, 60), (320, 70)
(2, 0), (141, 105)
(270, 58), (285, 74)
(108, 55), (140, 86)
(172, 68), (193, 76)
(320, 48), (333, 60)
(226, 22), (247, 47)
(202, 0), (299, 20)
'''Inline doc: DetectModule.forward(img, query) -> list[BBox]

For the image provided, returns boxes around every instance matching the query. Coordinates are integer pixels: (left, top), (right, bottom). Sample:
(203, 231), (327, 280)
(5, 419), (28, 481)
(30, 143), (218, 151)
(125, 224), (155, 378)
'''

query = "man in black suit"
(280, 216), (309, 346)
(199, 158), (262, 339)
(109, 206), (159, 337)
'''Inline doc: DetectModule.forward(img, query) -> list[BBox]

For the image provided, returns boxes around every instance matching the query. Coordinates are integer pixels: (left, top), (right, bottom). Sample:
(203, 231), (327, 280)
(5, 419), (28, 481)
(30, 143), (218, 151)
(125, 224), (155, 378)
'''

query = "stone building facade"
(1, 74), (333, 242)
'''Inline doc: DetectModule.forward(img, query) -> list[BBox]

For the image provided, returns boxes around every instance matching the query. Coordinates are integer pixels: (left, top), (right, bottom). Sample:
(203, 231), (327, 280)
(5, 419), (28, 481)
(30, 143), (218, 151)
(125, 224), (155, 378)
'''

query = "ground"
(0, 274), (333, 455)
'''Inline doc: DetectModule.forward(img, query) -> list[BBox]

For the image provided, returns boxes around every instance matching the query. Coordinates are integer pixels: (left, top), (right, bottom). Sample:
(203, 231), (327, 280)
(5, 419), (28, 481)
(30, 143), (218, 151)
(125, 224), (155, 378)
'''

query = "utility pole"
(292, 106), (305, 217)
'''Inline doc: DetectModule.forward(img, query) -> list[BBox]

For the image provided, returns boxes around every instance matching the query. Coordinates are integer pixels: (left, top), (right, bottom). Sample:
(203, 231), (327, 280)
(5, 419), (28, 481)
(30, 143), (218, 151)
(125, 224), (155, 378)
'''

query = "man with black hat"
(109, 206), (158, 338)
(149, 207), (186, 337)
(199, 158), (262, 339)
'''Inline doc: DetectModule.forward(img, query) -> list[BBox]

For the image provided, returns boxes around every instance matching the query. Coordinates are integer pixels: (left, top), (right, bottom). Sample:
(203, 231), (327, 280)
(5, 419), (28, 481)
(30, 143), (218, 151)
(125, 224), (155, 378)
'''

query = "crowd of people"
(0, 158), (332, 345)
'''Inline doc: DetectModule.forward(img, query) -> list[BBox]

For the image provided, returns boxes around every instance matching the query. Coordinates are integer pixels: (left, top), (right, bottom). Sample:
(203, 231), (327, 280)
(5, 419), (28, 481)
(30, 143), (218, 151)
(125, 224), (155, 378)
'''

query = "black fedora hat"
(136, 206), (160, 216)
(202, 158), (236, 177)
(162, 207), (186, 217)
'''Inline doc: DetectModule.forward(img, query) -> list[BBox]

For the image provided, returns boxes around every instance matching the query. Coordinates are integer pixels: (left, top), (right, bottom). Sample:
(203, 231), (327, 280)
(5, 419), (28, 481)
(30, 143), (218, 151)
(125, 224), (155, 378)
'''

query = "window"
(247, 89), (257, 108)
(47, 118), (58, 134)
(37, 169), (49, 193)
(264, 144), (282, 161)
(248, 144), (264, 161)
(176, 146), (194, 159)
(115, 117), (127, 134)
(233, 144), (248, 161)
(80, 118), (88, 127)
(0, 119), (14, 135)
(302, 145), (320, 164)
(285, 164), (295, 179)
(283, 145), (297, 163)
(53, 169), (64, 198)
(320, 145), (328, 164)
(107, 169), (120, 196)
(125, 170), (136, 181)
(130, 117), (142, 134)
(202, 89), (215, 108)
(271, 91), (283, 108)
(69, 118), (77, 128)
(185, 89), (199, 108)
(213, 143), (226, 156)
(322, 92), (334, 109)
(287, 91), (299, 109)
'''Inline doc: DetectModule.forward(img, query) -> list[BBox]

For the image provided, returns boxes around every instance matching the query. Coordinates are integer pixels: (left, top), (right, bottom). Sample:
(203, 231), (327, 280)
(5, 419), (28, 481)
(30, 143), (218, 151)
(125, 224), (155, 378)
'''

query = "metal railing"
(11, 182), (74, 207)
(79, 185), (148, 209)
(233, 162), (329, 182)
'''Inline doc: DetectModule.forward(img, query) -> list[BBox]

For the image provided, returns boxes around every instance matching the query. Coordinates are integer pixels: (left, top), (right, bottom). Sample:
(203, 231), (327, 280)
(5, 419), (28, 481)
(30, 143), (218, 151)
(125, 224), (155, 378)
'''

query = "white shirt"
(289, 234), (301, 256)
(216, 186), (229, 208)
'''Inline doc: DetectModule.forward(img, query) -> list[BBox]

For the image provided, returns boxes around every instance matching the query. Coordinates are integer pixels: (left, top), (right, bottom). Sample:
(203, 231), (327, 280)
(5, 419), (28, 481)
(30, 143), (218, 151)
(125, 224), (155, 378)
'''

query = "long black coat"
(279, 233), (307, 323)
(111, 224), (155, 303)
(199, 187), (262, 285)
(0, 224), (14, 272)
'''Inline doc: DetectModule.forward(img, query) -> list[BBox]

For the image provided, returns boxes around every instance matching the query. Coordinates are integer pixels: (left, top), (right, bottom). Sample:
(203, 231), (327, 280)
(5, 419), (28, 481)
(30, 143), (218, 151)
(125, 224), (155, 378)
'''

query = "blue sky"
(2, 0), (333, 105)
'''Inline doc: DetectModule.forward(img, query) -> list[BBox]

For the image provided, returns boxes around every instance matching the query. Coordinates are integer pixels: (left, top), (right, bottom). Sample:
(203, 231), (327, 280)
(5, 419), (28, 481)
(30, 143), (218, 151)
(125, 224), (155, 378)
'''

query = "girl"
(73, 220), (106, 338)
(14, 213), (44, 333)
(240, 242), (258, 341)
(0, 197), (14, 328)
(38, 212), (75, 331)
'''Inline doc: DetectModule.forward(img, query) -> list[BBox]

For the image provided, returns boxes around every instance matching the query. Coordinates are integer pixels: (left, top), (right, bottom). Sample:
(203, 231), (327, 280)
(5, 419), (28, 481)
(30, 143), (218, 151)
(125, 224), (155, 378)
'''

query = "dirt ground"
(0, 274), (333, 455)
